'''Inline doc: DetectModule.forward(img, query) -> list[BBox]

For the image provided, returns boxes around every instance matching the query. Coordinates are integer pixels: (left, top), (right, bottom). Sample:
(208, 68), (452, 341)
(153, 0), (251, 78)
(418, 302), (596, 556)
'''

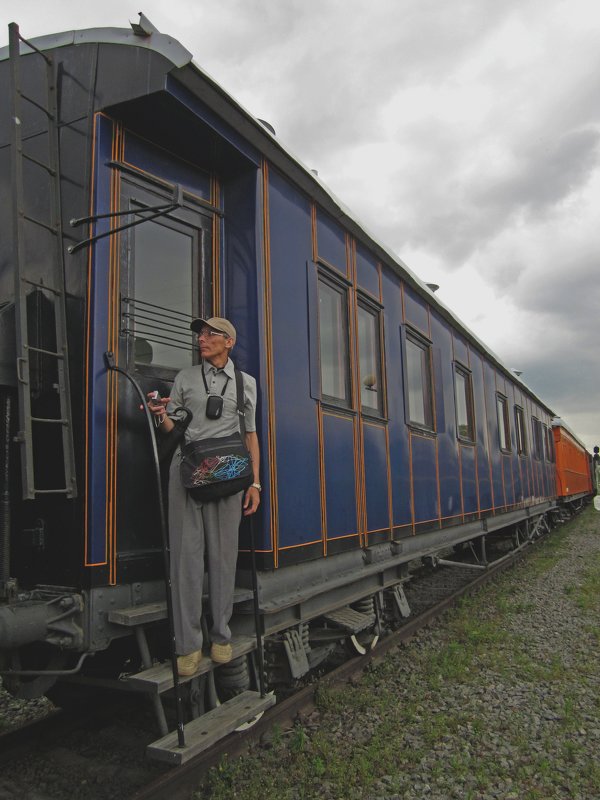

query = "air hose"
(103, 352), (187, 748)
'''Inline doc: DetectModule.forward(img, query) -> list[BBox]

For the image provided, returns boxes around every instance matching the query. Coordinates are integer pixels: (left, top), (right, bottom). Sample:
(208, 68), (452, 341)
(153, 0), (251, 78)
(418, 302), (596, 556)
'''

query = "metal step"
(127, 636), (257, 694)
(108, 587), (254, 627)
(147, 690), (276, 765)
(108, 601), (169, 627)
(322, 605), (375, 633)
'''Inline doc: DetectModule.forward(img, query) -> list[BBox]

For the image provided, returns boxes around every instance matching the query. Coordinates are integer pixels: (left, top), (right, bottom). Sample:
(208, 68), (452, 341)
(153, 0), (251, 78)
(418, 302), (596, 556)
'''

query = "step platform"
(322, 605), (375, 633)
(127, 635), (258, 694)
(147, 690), (276, 765)
(108, 587), (254, 628)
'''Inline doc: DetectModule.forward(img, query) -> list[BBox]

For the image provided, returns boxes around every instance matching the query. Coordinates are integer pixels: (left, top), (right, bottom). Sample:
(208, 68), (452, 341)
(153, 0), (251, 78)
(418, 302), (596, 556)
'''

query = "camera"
(205, 394), (224, 419)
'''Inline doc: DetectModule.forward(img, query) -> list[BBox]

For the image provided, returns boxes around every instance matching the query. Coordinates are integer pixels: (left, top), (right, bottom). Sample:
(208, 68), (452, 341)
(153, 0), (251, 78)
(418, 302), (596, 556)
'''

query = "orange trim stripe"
(434, 434), (441, 529)
(279, 538), (323, 550)
(457, 443), (465, 521)
(84, 113), (101, 566)
(326, 532), (361, 542)
(408, 432), (415, 530)
(261, 162), (279, 563)
(366, 527), (393, 536)
(482, 358), (495, 509)
(317, 403), (328, 556)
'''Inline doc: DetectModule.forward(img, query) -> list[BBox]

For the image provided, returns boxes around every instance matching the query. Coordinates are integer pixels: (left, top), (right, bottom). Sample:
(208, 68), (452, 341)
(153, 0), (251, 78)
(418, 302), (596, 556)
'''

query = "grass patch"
(570, 553), (600, 612)
(198, 507), (600, 800)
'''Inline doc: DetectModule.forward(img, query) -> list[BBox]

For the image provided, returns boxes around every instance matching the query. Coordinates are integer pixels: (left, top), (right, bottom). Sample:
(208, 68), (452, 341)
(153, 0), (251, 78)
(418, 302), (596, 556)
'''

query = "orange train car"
(552, 419), (593, 500)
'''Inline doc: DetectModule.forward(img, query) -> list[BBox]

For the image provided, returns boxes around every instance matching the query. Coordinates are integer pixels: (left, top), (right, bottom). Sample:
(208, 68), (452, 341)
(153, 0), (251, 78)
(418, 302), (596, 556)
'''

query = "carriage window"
(531, 417), (544, 461)
(515, 405), (527, 455)
(547, 427), (555, 462)
(542, 423), (554, 462)
(318, 277), (350, 405)
(131, 219), (195, 370)
(405, 331), (434, 429)
(454, 365), (474, 441)
(357, 303), (383, 415)
(496, 394), (510, 451)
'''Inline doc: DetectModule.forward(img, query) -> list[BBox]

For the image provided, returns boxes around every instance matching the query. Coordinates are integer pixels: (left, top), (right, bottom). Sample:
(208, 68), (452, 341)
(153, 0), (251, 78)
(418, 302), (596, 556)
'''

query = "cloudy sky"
(3, 1), (599, 449)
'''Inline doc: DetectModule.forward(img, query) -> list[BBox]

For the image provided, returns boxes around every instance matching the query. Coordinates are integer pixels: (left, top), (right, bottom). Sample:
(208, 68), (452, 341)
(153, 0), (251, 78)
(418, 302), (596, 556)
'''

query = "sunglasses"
(197, 327), (227, 339)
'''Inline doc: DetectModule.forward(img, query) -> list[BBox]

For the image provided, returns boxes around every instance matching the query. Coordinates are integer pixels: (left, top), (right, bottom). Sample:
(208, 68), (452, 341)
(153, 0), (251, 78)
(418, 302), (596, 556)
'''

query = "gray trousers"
(168, 454), (243, 655)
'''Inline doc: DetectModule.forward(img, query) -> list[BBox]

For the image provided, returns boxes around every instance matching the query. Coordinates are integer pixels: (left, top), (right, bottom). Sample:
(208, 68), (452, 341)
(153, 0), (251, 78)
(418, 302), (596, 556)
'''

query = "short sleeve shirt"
(167, 358), (256, 443)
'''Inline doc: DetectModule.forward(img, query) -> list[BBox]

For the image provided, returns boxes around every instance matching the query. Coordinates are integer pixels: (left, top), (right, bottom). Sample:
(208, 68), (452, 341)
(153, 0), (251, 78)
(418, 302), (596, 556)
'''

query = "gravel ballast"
(1, 507), (599, 800)
(202, 507), (600, 800)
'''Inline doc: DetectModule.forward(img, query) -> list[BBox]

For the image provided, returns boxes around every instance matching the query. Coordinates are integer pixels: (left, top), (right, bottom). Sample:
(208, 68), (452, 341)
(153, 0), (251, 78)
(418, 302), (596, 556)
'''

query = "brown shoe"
(177, 650), (202, 676)
(210, 642), (233, 664)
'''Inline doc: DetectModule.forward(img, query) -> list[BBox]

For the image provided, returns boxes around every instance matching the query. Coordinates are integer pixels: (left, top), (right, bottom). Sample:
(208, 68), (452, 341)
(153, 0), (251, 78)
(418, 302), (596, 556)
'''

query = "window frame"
(403, 327), (435, 432)
(531, 416), (544, 460)
(548, 426), (556, 462)
(317, 271), (352, 409)
(119, 176), (213, 381)
(496, 393), (511, 453)
(356, 296), (385, 418)
(515, 405), (527, 456)
(542, 423), (554, 462)
(453, 363), (475, 443)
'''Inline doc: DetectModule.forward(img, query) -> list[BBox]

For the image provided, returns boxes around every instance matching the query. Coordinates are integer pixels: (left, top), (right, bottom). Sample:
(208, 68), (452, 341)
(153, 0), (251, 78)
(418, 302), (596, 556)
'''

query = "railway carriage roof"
(1, 18), (556, 417)
(551, 418), (589, 453)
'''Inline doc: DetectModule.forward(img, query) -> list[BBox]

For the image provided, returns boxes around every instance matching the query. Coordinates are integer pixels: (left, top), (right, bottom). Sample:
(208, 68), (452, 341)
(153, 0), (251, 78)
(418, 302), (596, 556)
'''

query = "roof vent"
(130, 13), (159, 37)
(258, 119), (276, 136)
(311, 169), (319, 177)
(426, 283), (439, 293)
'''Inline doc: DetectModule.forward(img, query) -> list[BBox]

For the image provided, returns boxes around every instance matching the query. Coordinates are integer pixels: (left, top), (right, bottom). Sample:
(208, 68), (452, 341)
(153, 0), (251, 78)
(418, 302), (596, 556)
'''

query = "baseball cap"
(190, 316), (236, 343)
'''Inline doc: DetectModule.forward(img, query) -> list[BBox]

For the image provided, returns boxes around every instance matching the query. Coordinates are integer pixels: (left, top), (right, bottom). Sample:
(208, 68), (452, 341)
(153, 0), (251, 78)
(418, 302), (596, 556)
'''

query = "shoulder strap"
(234, 368), (247, 439)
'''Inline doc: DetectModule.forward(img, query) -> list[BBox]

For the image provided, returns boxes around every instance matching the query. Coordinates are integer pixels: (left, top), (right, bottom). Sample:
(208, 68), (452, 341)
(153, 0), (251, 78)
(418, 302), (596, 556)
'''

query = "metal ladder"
(8, 23), (77, 500)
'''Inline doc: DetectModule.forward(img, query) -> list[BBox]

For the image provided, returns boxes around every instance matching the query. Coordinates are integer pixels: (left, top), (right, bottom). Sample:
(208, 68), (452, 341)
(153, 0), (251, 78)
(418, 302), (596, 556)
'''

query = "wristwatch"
(250, 483), (262, 492)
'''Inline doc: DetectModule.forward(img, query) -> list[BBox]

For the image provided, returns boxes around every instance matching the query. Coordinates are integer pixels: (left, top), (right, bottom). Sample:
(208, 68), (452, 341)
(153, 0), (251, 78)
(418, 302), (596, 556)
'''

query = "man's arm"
(243, 431), (260, 515)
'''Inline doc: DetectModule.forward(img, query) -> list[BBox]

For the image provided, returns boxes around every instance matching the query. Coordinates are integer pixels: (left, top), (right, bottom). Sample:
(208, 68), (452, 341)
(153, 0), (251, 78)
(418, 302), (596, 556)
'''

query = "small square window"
(318, 277), (351, 406)
(532, 417), (544, 460)
(515, 406), (527, 455)
(454, 365), (474, 441)
(405, 331), (434, 430)
(357, 303), (383, 415)
(496, 394), (511, 452)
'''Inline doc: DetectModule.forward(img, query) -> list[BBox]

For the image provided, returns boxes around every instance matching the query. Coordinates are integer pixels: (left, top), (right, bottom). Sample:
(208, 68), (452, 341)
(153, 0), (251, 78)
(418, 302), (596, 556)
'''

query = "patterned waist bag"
(179, 369), (252, 502)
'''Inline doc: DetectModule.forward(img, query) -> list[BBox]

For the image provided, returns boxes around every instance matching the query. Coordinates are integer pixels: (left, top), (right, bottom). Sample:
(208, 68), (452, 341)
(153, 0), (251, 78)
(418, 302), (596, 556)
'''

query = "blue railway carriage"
(0, 18), (561, 758)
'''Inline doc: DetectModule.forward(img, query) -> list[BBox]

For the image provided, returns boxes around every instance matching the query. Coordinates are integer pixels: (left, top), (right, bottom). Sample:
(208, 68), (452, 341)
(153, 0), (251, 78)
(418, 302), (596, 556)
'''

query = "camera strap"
(234, 368), (247, 440)
(201, 362), (246, 437)
(201, 363), (231, 397)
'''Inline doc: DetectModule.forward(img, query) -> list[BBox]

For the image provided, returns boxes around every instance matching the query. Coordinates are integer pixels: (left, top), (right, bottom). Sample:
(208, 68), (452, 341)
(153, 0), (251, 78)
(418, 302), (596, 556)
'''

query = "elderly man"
(149, 317), (260, 675)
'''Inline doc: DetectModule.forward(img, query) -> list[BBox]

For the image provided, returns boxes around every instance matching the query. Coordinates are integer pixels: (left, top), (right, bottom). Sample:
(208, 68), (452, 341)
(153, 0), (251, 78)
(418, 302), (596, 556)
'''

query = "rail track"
(0, 521), (562, 800)
(131, 527), (546, 800)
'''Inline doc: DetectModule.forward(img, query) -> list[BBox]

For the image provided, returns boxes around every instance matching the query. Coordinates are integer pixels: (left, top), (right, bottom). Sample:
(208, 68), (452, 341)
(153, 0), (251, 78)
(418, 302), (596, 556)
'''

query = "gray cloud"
(475, 128), (600, 218)
(3, 0), (599, 448)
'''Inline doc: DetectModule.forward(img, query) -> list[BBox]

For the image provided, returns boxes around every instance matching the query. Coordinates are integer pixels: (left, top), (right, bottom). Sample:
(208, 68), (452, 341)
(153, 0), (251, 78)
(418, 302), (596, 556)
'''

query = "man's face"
(197, 327), (233, 361)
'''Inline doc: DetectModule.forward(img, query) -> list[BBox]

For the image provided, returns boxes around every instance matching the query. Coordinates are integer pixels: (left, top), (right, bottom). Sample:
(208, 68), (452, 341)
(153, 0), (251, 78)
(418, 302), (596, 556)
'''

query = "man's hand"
(243, 486), (260, 516)
(146, 393), (170, 417)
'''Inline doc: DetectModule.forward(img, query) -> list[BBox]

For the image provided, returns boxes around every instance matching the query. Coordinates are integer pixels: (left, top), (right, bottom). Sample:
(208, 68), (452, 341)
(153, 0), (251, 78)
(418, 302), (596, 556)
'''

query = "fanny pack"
(180, 369), (252, 502)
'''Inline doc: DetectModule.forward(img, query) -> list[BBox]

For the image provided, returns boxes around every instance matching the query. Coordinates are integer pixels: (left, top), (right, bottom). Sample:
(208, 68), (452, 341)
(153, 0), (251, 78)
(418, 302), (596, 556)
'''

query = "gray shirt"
(167, 358), (257, 443)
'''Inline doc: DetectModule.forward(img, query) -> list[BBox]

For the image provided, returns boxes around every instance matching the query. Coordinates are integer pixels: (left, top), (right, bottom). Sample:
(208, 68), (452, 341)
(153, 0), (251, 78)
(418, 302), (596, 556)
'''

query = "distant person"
(594, 446), (600, 495)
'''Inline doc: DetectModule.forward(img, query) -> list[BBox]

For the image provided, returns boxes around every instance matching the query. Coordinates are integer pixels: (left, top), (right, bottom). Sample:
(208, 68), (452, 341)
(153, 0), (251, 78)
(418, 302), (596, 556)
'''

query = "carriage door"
(120, 178), (213, 375)
(116, 177), (214, 567)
